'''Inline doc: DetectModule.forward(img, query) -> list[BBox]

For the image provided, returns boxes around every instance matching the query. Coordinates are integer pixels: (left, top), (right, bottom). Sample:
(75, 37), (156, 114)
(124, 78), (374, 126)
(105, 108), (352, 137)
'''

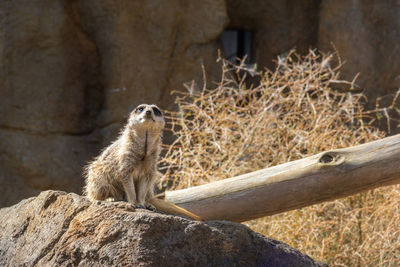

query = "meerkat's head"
(128, 104), (165, 133)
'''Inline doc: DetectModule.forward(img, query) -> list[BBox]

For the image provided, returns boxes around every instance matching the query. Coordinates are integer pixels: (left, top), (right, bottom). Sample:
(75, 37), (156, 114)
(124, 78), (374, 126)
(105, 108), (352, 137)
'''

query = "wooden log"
(164, 134), (400, 222)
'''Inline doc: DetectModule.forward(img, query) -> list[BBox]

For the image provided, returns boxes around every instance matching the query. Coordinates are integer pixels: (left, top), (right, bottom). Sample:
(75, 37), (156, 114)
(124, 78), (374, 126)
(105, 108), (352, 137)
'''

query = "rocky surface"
(0, 191), (327, 266)
(1, 0), (400, 207)
(226, 0), (400, 104)
(318, 0), (400, 102)
(226, 0), (320, 70)
(0, 0), (227, 207)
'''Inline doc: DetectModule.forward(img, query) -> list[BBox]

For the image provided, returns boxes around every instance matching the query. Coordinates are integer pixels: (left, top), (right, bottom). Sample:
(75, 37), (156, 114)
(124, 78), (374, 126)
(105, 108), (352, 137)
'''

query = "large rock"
(0, 0), (103, 207)
(0, 190), (327, 266)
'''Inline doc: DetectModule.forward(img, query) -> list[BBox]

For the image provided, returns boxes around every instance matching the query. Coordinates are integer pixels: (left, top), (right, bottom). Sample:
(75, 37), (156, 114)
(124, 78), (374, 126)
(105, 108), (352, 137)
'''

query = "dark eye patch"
(152, 107), (162, 116)
(136, 106), (145, 113)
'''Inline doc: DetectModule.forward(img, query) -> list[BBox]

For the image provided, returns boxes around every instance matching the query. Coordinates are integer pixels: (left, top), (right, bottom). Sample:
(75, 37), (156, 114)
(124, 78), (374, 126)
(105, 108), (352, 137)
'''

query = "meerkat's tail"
(149, 198), (203, 221)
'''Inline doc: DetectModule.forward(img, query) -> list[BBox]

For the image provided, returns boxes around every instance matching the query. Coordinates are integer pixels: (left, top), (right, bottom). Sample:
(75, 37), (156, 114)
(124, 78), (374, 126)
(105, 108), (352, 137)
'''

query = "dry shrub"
(160, 50), (400, 266)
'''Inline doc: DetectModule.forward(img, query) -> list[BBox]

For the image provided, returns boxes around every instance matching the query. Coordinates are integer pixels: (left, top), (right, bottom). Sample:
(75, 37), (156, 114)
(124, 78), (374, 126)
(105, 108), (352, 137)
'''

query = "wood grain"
(164, 134), (400, 222)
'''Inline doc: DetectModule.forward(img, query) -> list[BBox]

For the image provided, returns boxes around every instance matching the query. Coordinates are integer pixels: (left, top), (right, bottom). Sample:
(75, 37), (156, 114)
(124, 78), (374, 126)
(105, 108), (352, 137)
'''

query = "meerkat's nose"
(146, 110), (152, 116)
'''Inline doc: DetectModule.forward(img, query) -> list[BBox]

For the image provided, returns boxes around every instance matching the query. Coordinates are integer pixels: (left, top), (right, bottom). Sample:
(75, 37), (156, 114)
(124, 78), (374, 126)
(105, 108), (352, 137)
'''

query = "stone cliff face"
(0, 191), (327, 266)
(226, 0), (400, 103)
(1, 0), (400, 207)
(0, 0), (228, 207)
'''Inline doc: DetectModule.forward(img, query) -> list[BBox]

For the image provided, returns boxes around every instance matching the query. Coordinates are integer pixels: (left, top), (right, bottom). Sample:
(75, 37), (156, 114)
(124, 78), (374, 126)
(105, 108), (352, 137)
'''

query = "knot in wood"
(320, 153), (334, 163)
(318, 152), (344, 165)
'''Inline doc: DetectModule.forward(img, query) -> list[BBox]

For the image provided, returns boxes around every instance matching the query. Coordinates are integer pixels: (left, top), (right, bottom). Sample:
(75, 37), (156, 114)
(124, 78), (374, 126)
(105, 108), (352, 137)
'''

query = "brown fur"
(84, 104), (164, 206)
(84, 104), (202, 220)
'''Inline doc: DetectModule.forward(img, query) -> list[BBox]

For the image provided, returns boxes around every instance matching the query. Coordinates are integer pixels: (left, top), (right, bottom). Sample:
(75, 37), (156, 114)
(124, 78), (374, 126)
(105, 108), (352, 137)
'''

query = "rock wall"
(226, 0), (400, 103)
(1, 0), (400, 207)
(318, 0), (400, 102)
(0, 0), (228, 207)
(0, 191), (327, 266)
(226, 0), (320, 70)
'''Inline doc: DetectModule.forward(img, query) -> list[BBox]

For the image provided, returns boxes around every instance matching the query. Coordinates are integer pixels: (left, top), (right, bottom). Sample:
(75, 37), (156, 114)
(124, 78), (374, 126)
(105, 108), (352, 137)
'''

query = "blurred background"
(1, 0), (400, 208)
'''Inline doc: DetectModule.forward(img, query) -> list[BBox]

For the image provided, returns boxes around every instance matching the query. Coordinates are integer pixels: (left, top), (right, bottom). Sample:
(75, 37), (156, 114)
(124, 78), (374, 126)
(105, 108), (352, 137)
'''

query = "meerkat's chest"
(130, 159), (153, 181)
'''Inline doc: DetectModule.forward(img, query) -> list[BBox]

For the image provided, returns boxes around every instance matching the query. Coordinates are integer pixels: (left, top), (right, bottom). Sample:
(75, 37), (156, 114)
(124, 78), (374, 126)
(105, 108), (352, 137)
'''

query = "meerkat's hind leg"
(144, 186), (157, 211)
(143, 188), (156, 210)
(86, 181), (114, 202)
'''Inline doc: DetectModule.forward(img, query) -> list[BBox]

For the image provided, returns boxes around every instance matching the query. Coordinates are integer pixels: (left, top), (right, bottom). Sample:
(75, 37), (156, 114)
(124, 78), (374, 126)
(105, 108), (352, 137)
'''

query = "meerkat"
(84, 104), (201, 220)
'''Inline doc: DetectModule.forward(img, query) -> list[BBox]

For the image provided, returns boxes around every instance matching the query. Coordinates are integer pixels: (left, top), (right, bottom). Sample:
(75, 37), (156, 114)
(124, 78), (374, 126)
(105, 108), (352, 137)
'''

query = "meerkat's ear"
(152, 106), (162, 117)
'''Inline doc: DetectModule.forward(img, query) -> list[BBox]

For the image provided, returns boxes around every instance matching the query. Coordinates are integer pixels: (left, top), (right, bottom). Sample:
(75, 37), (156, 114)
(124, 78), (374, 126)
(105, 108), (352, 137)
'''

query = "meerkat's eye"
(136, 106), (145, 113)
(152, 107), (162, 116)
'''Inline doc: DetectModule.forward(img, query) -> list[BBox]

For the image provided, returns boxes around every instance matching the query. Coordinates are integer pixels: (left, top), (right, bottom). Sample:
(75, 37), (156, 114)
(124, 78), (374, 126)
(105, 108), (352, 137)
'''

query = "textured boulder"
(0, 190), (327, 266)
